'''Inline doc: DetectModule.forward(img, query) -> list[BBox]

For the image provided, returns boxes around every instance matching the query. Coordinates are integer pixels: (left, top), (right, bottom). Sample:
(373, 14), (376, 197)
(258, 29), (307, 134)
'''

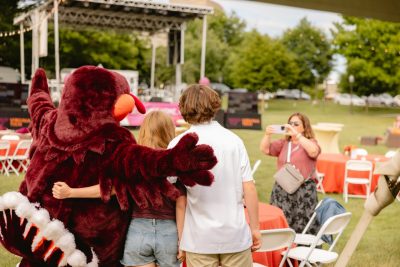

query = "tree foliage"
(225, 31), (300, 91)
(282, 18), (333, 88)
(332, 16), (400, 95)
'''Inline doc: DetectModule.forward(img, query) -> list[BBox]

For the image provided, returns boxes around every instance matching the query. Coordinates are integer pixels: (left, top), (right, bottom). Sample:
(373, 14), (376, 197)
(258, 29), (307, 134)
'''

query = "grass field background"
(1, 99), (399, 266)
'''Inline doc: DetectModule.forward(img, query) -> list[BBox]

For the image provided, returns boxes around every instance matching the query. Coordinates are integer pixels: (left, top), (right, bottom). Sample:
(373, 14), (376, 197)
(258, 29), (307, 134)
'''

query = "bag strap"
(286, 141), (292, 163)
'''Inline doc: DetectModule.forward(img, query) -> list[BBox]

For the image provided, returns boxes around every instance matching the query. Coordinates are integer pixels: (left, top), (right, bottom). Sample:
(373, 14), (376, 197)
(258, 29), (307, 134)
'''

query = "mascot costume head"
(0, 66), (217, 267)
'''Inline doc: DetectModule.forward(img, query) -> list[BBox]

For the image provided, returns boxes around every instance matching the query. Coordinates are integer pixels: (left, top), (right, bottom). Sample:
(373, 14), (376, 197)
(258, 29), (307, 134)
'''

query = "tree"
(332, 16), (400, 96)
(282, 18), (333, 89)
(0, 0), (27, 71)
(225, 31), (300, 92)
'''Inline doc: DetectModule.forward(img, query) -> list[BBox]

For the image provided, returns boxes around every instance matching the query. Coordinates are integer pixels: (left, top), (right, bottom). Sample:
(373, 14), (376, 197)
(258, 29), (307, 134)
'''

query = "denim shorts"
(120, 218), (180, 267)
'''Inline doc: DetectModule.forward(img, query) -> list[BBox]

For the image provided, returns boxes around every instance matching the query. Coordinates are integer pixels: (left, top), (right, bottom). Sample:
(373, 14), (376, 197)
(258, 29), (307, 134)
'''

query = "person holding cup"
(260, 112), (321, 233)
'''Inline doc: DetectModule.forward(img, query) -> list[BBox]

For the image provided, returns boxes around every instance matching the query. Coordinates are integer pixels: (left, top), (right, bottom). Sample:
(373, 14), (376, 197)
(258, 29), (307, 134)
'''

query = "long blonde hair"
(137, 111), (175, 149)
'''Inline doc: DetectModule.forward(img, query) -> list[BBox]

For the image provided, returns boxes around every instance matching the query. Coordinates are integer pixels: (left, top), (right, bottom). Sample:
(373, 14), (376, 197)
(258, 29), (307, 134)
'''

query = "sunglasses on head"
(288, 121), (301, 126)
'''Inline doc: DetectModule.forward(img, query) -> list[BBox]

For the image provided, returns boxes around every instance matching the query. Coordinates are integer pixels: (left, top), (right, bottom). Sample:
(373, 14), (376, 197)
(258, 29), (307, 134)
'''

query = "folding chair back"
(343, 160), (373, 202)
(0, 140), (10, 176)
(313, 212), (352, 252)
(7, 139), (32, 176)
(251, 159), (261, 177)
(257, 228), (296, 267)
(1, 134), (20, 141)
(286, 212), (352, 267)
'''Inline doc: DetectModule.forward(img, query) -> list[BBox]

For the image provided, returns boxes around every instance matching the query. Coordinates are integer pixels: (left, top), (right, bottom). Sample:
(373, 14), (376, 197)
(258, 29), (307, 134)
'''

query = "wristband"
(296, 133), (302, 139)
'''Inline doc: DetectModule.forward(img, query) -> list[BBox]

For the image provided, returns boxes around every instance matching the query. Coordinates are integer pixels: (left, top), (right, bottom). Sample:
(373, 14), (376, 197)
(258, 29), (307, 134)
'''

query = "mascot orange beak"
(112, 94), (146, 121)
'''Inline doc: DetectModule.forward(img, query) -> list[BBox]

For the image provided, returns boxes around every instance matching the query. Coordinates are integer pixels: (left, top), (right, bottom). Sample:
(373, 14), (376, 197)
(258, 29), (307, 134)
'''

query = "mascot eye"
(68, 114), (77, 125)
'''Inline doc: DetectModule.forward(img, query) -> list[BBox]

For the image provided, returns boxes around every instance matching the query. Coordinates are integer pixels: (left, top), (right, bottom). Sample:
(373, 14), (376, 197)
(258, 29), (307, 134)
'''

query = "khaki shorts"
(185, 248), (252, 267)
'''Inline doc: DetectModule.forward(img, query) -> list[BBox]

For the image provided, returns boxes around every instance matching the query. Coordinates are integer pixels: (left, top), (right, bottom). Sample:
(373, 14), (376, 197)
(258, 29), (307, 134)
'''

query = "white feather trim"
(67, 250), (87, 267)
(30, 209), (50, 229)
(86, 248), (99, 267)
(0, 196), (4, 211)
(31, 233), (45, 252)
(2, 192), (28, 209)
(42, 220), (67, 241)
(55, 232), (76, 256)
(15, 202), (37, 220)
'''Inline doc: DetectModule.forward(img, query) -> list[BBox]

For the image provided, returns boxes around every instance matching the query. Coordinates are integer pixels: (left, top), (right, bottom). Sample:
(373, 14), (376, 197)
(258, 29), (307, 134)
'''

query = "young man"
(169, 84), (261, 267)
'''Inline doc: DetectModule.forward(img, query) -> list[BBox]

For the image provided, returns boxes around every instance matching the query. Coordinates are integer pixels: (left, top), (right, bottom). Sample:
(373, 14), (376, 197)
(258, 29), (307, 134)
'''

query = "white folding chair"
(1, 134), (20, 141)
(0, 140), (11, 176)
(343, 160), (373, 203)
(251, 159), (261, 177)
(285, 212), (352, 267)
(294, 199), (325, 247)
(350, 148), (368, 158)
(315, 171), (325, 194)
(6, 139), (32, 176)
(384, 150), (397, 158)
(253, 228), (296, 267)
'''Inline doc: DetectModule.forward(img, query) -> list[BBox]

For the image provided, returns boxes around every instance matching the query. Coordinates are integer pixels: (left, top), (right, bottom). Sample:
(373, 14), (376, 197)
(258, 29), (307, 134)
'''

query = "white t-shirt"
(168, 121), (253, 254)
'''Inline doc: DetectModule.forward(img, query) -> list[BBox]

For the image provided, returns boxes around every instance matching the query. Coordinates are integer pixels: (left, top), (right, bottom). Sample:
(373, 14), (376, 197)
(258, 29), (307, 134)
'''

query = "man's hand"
(177, 249), (186, 262)
(251, 229), (262, 252)
(52, 182), (72, 199)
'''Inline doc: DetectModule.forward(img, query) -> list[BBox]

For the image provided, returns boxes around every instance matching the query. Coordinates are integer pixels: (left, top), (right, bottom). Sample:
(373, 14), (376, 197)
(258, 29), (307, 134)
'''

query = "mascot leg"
(335, 152), (400, 267)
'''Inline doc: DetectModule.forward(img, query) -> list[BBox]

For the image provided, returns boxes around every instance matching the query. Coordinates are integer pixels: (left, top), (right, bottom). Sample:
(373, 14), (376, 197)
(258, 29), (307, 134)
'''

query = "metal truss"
(73, 0), (213, 15)
(58, 6), (187, 31)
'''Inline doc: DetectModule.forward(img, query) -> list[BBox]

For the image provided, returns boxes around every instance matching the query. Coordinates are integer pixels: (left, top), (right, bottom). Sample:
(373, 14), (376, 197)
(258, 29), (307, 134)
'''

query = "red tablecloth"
(247, 203), (293, 267)
(317, 153), (387, 195)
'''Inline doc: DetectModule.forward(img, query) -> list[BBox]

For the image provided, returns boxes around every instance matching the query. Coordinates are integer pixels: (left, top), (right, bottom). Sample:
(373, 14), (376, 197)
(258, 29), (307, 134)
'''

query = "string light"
(0, 0), (61, 38)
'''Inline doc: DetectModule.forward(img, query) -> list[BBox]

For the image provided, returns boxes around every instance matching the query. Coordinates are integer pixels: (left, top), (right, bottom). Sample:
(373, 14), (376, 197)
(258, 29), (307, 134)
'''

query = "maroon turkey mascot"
(0, 66), (217, 267)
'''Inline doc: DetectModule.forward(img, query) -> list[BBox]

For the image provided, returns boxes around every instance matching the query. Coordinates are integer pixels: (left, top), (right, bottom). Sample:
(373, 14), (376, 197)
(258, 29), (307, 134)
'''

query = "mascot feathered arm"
(27, 69), (56, 139)
(110, 133), (217, 209)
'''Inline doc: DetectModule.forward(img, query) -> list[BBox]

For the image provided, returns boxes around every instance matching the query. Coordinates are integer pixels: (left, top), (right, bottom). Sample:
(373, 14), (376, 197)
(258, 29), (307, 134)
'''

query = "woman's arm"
(296, 134), (320, 158)
(260, 125), (275, 155)
(52, 182), (115, 199)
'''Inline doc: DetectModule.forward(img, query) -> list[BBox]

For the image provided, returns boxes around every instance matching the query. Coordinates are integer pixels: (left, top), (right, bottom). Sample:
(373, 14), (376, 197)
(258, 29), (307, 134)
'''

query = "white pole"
(31, 10), (39, 77)
(54, 0), (60, 85)
(19, 23), (25, 83)
(200, 15), (207, 80)
(150, 36), (156, 91)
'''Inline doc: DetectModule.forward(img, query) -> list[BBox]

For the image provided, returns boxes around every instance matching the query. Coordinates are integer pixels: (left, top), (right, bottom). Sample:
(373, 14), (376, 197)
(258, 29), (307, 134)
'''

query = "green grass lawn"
(1, 99), (399, 266)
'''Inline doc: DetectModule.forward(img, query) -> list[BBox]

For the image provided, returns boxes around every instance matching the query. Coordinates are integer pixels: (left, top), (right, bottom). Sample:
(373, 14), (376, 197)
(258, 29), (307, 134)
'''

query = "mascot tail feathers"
(0, 192), (99, 267)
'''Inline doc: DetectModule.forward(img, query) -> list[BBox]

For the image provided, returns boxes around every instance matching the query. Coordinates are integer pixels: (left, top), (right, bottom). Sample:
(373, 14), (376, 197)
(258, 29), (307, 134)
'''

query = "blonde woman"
(53, 111), (187, 267)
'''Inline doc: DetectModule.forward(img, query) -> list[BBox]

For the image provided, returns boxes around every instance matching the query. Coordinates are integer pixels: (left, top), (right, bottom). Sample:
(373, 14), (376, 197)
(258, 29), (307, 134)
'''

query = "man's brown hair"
(179, 84), (221, 124)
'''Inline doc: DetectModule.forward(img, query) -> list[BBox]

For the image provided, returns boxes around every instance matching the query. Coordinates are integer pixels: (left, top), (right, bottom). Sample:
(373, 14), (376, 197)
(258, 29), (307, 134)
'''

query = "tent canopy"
(255, 0), (400, 23)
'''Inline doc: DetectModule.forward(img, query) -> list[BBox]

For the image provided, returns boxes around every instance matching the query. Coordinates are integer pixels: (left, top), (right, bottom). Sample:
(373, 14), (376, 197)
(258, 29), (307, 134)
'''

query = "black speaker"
(167, 30), (181, 65)
(227, 92), (258, 114)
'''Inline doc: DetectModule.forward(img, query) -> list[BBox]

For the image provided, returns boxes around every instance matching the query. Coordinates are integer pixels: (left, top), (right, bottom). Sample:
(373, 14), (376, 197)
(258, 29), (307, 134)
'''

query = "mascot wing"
(110, 133), (217, 210)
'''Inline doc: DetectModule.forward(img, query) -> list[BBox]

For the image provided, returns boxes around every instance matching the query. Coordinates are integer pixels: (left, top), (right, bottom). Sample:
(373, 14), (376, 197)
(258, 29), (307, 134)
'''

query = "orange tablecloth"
(317, 153), (387, 195)
(247, 203), (293, 267)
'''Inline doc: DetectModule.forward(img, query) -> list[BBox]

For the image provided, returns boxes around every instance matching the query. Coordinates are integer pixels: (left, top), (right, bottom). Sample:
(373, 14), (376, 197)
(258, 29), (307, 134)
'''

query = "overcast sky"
(213, 0), (346, 81)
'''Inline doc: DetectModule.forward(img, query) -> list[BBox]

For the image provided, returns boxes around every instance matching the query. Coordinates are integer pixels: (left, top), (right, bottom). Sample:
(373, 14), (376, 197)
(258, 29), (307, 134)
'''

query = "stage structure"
(13, 0), (213, 99)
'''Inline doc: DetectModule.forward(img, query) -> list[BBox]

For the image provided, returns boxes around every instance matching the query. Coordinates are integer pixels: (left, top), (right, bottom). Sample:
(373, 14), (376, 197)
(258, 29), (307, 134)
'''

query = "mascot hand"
(0, 209), (63, 266)
(128, 179), (180, 209)
(31, 68), (50, 95)
(171, 133), (217, 173)
(177, 170), (214, 187)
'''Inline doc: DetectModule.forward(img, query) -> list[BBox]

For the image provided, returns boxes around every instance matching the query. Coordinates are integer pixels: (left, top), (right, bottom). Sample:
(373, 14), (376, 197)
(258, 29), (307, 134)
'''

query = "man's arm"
(175, 195), (187, 262)
(243, 181), (261, 251)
